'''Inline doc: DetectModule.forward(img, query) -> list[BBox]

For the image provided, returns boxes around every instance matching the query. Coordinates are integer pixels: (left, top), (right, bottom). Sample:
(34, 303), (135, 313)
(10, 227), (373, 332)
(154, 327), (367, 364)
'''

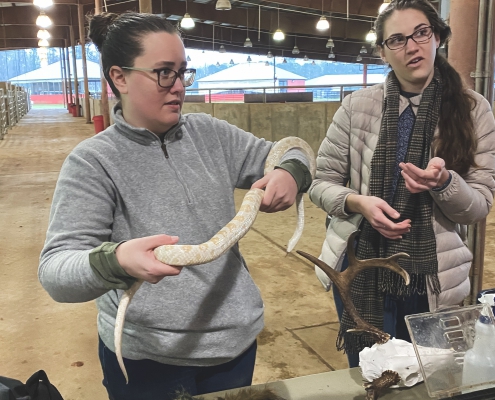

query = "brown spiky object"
(363, 370), (401, 400)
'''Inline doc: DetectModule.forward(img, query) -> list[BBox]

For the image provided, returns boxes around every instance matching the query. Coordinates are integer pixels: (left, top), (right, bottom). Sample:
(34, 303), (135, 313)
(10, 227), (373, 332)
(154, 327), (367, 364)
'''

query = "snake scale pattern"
(114, 136), (316, 383)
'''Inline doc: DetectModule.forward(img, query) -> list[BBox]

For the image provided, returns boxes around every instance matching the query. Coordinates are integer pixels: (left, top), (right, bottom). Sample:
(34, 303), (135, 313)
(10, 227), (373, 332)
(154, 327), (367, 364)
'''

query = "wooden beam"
(78, 3), (91, 123)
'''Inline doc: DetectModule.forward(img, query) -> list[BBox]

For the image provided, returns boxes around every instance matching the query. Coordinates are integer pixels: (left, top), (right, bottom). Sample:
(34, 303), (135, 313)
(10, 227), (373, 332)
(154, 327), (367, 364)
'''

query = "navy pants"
(333, 253), (429, 368)
(98, 337), (257, 400)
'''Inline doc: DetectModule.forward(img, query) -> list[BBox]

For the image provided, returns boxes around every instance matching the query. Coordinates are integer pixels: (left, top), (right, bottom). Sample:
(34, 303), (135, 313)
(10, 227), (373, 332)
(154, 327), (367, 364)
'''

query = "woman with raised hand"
(38, 12), (312, 399)
(309, 0), (495, 367)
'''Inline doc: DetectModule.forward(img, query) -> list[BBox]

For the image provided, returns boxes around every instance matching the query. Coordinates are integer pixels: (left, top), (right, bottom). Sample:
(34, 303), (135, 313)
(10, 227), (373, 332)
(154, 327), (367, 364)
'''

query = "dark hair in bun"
(87, 12), (180, 98)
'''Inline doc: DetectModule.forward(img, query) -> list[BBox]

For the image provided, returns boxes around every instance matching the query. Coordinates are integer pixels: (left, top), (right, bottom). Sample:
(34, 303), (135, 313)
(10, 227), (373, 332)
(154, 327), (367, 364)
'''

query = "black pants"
(98, 337), (257, 400)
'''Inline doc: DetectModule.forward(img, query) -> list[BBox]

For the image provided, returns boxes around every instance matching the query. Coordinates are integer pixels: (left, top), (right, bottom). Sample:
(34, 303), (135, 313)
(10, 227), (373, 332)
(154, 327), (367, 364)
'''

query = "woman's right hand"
(346, 194), (411, 240)
(115, 234), (183, 283)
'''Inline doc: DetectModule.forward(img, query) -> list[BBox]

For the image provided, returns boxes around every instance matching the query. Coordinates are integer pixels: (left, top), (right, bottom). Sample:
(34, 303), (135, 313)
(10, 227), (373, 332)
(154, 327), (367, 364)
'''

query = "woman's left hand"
(251, 169), (298, 212)
(399, 157), (450, 193)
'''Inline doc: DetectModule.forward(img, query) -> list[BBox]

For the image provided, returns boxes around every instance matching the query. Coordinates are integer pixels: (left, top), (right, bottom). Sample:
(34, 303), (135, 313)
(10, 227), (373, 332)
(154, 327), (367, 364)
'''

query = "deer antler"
(297, 231), (410, 344)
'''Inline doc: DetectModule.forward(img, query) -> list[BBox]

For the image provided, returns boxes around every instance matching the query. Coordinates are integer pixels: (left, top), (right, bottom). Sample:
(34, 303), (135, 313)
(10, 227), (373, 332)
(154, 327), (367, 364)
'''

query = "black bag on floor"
(0, 370), (64, 400)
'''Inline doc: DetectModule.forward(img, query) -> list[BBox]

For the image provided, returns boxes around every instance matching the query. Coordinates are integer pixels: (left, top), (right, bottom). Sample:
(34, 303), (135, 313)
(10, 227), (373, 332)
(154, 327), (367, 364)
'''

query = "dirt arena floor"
(1, 109), (495, 399)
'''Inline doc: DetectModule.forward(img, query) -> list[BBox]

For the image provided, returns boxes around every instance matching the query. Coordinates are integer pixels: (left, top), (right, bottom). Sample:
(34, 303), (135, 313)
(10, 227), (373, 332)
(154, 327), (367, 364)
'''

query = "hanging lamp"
(316, 0), (329, 31)
(33, 0), (53, 8)
(273, 8), (285, 41)
(215, 0), (231, 10)
(181, 0), (195, 29)
(292, 36), (300, 54)
(244, 9), (253, 47)
(37, 29), (50, 39)
(379, 0), (391, 13)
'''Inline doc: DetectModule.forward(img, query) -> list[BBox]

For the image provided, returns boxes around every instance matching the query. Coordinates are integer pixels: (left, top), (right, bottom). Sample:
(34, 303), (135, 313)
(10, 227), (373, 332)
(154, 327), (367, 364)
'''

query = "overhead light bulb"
(215, 0), (231, 10)
(180, 13), (195, 29)
(36, 12), (52, 28)
(360, 45), (367, 54)
(273, 29), (285, 41)
(244, 37), (252, 47)
(267, 51), (273, 58)
(316, 16), (329, 31)
(303, 55), (308, 61)
(33, 0), (53, 8)
(379, 1), (391, 13)
(219, 45), (226, 53)
(38, 38), (49, 47)
(366, 29), (377, 42)
(37, 29), (50, 39)
(247, 55), (252, 62)
(292, 45), (300, 55)
(328, 49), (335, 59)
(326, 38), (334, 48)
(357, 54), (362, 62)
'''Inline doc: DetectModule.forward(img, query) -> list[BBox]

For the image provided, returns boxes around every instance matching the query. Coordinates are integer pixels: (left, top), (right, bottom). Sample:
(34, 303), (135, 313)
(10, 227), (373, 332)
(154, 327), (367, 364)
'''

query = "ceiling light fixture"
(328, 48), (335, 59)
(33, 0), (53, 8)
(316, 0), (329, 30)
(244, 9), (252, 47)
(36, 11), (52, 28)
(267, 51), (273, 58)
(215, 0), (231, 11)
(247, 55), (252, 62)
(219, 44), (226, 53)
(303, 55), (309, 61)
(356, 54), (362, 62)
(37, 29), (50, 39)
(379, 0), (391, 14)
(38, 38), (49, 47)
(292, 36), (300, 54)
(360, 45), (367, 54)
(273, 8), (285, 41)
(325, 15), (334, 48)
(366, 28), (377, 42)
(181, 0), (195, 29)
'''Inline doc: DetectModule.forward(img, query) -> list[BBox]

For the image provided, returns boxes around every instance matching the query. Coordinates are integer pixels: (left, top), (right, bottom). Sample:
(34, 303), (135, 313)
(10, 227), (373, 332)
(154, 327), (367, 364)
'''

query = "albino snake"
(114, 136), (316, 383)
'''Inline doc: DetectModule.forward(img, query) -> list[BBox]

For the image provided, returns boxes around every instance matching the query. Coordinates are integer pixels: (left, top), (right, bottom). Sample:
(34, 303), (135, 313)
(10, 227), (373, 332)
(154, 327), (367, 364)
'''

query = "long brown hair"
(376, 0), (477, 175)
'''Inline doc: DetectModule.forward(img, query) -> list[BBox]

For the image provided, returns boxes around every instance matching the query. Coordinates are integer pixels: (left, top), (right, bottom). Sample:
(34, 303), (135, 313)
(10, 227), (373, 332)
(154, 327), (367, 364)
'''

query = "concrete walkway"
(1, 109), (494, 399)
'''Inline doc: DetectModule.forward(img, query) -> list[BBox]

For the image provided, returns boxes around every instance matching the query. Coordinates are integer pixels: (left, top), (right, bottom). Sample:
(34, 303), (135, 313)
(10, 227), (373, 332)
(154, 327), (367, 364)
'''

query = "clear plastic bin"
(405, 304), (495, 399)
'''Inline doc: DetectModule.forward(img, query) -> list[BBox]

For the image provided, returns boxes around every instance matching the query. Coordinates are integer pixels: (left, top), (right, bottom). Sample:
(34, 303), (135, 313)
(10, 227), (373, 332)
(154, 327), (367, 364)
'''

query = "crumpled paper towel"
(359, 338), (454, 388)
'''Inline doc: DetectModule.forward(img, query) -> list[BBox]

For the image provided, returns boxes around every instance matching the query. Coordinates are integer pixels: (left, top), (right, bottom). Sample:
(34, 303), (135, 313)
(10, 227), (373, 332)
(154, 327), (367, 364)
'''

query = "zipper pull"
(161, 143), (169, 159)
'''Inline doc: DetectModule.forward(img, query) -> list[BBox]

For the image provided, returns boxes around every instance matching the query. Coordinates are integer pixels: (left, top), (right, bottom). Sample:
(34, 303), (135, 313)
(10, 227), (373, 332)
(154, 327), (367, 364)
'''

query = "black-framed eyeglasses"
(382, 25), (434, 50)
(121, 66), (196, 88)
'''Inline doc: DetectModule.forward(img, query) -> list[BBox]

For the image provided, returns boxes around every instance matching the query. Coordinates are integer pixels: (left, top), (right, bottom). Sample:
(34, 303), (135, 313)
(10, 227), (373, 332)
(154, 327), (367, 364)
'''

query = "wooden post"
(78, 4), (91, 123)
(94, 0), (110, 128)
(450, 0), (491, 303)
(69, 25), (80, 111)
(139, 0), (152, 14)
(59, 47), (67, 108)
(65, 39), (73, 103)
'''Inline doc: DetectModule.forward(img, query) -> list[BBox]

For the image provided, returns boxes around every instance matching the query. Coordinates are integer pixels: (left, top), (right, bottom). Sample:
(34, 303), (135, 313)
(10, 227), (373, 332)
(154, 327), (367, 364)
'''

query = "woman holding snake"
(309, 0), (495, 367)
(38, 12), (312, 400)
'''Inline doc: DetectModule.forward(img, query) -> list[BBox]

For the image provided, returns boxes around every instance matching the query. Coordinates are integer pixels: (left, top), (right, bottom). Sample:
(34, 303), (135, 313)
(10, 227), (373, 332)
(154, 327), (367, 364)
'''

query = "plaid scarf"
(337, 71), (442, 354)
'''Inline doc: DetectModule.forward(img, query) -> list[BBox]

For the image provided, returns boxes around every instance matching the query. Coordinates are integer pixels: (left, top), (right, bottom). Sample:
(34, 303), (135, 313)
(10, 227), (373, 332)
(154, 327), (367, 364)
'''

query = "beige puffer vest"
(309, 82), (495, 311)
